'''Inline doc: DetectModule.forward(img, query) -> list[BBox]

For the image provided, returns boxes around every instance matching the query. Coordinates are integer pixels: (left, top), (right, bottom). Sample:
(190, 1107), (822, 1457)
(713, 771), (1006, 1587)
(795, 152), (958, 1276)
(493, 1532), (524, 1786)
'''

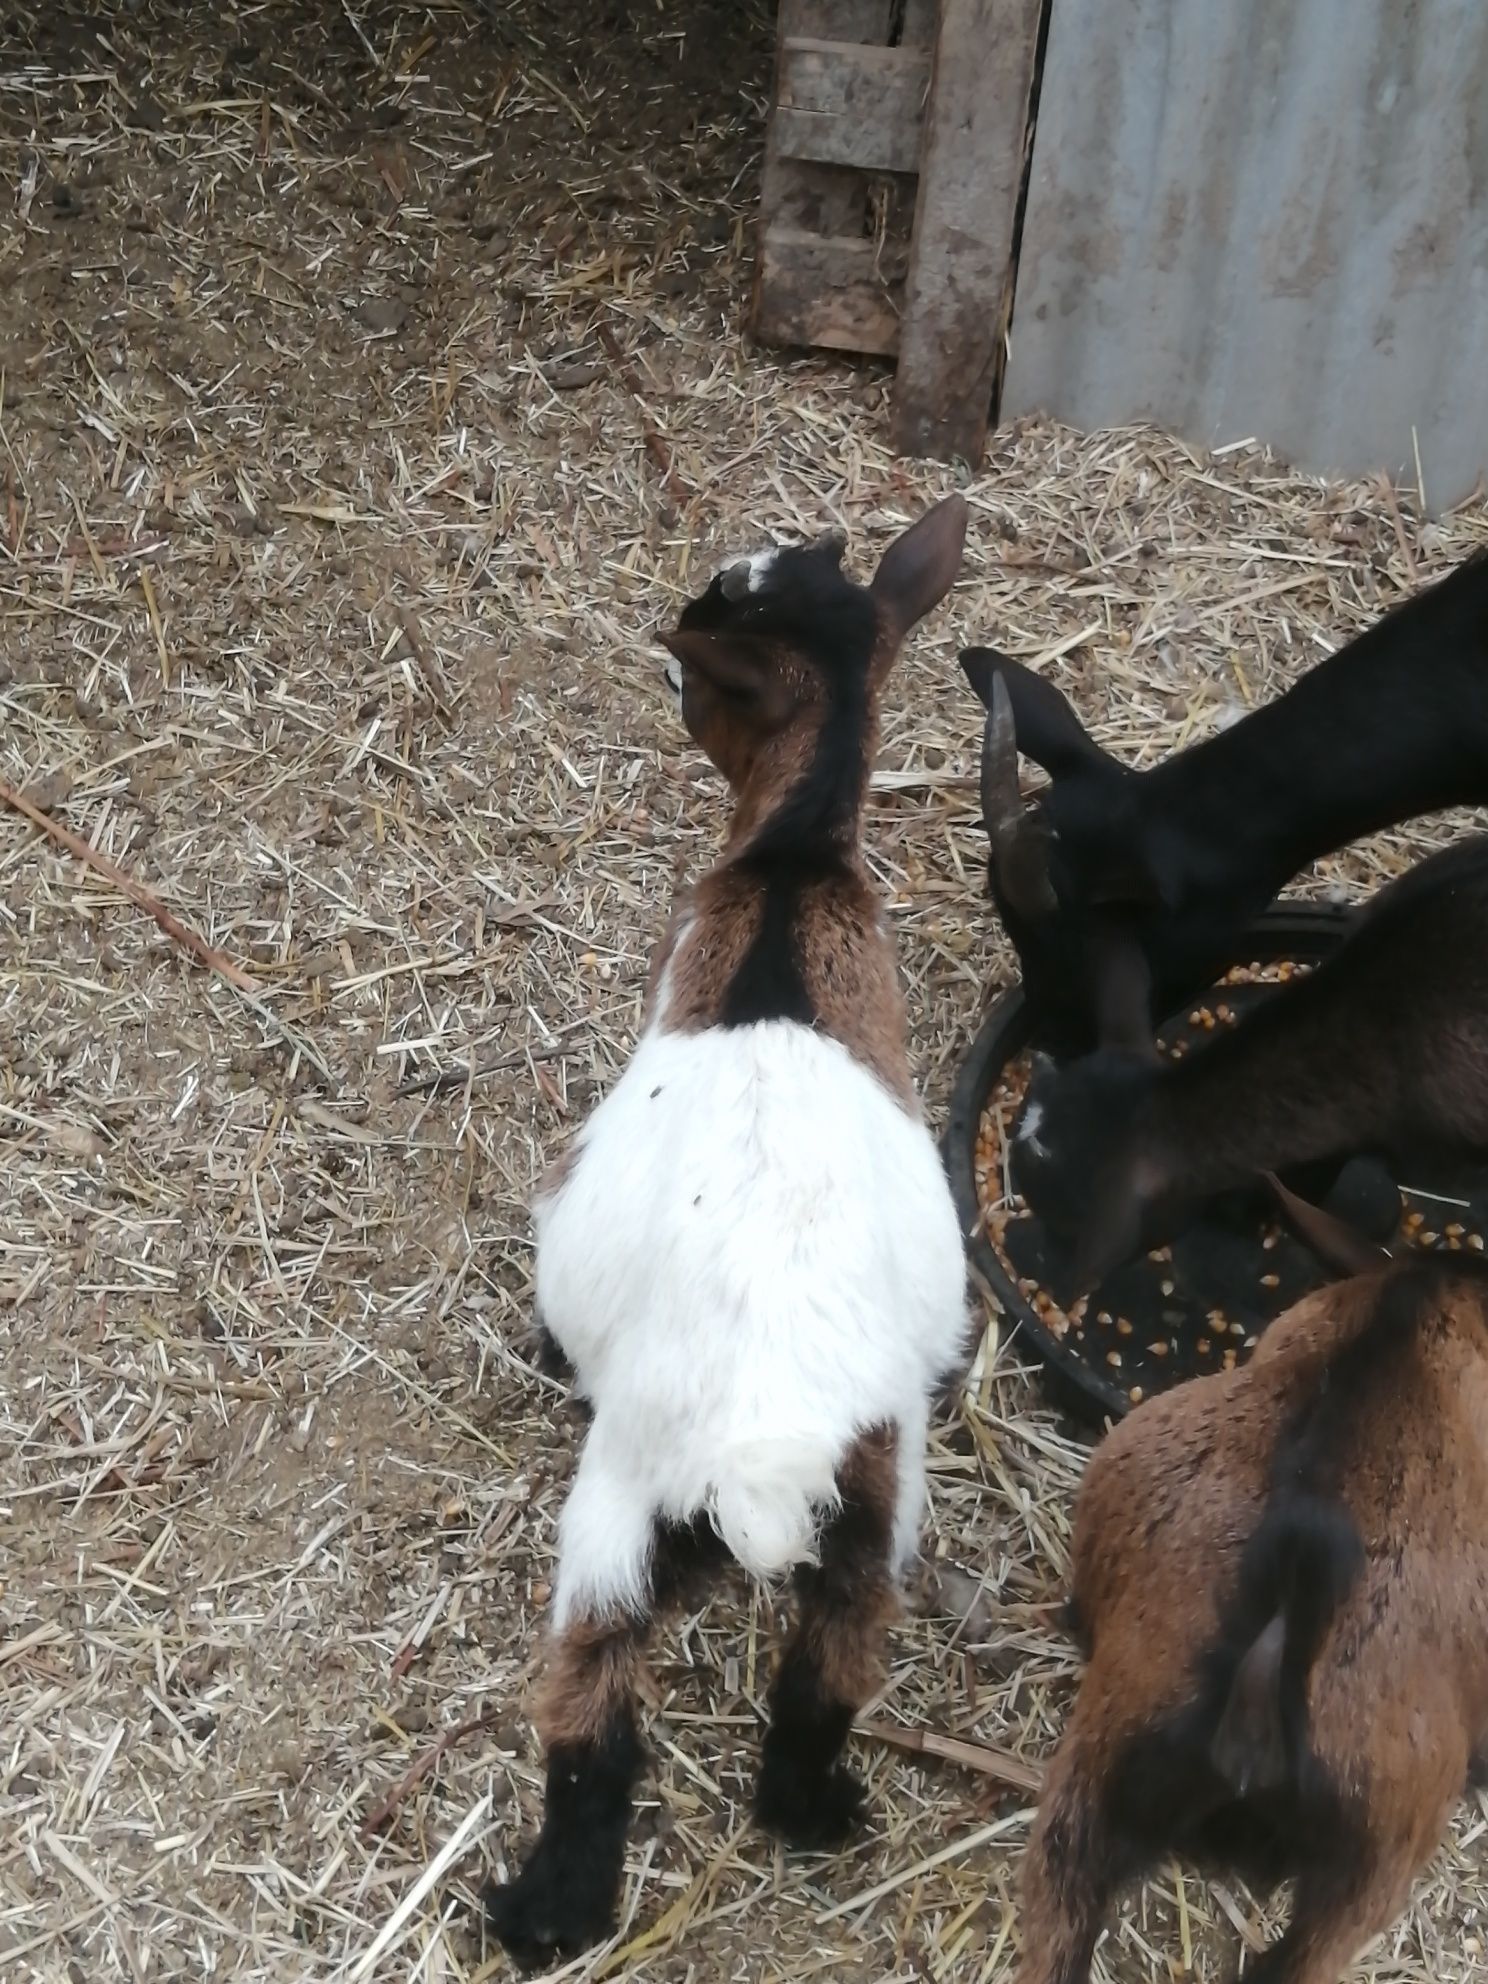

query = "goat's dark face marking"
(662, 534), (865, 799)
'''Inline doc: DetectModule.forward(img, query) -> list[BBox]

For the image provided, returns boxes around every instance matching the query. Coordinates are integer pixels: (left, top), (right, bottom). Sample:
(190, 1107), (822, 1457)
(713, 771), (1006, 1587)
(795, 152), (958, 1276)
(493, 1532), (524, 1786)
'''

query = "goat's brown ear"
(870, 493), (967, 637)
(961, 650), (1114, 782)
(1263, 1172), (1394, 1278)
(658, 629), (794, 728)
(1072, 1151), (1165, 1297)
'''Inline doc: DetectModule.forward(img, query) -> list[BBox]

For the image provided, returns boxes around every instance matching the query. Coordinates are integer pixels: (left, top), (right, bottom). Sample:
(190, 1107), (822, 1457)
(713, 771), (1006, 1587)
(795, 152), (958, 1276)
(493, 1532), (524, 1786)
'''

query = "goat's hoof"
(532, 1322), (573, 1381)
(754, 1761), (866, 1851)
(483, 1867), (612, 1970)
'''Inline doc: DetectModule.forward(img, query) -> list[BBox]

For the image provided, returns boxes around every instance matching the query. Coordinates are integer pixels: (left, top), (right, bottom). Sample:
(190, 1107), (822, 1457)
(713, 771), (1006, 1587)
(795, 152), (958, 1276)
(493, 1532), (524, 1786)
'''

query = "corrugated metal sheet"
(1002, 0), (1488, 509)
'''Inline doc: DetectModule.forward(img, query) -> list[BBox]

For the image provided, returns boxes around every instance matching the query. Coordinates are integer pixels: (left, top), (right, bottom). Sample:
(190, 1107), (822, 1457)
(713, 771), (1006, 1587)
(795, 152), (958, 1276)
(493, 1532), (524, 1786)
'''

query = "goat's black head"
(963, 650), (1178, 1052)
(659, 496), (966, 814)
(1011, 1047), (1170, 1294)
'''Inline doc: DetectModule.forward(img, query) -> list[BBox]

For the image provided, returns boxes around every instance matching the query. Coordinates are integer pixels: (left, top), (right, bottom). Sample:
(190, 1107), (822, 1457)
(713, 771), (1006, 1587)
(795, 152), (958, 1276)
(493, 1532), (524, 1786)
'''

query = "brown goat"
(1019, 1256), (1488, 1984)
(1010, 832), (1488, 1291)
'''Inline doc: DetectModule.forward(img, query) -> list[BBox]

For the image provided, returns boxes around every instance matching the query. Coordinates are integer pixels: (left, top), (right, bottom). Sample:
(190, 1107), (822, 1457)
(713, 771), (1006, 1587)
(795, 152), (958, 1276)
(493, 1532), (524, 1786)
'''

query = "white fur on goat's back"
(535, 1019), (967, 1626)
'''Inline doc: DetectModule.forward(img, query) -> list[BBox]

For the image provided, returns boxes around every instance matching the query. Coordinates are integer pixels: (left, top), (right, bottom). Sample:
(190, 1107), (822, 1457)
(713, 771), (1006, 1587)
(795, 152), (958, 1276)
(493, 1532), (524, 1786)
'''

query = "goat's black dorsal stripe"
(681, 537), (876, 1030)
(748, 654), (869, 864)
(719, 851), (846, 1028)
(719, 645), (866, 1029)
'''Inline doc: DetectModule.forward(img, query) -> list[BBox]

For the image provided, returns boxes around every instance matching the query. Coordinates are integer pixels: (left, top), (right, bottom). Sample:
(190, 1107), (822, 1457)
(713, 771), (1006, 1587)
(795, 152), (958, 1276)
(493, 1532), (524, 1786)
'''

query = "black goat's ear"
(1072, 1183), (1143, 1298)
(1084, 845), (1169, 913)
(959, 650), (1115, 781)
(657, 629), (794, 728)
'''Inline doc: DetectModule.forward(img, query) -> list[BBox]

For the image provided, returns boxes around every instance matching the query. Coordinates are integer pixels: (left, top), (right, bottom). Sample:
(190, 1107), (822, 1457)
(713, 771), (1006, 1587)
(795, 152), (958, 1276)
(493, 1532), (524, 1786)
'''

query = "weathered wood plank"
(897, 0), (940, 44)
(773, 39), (931, 176)
(755, 2), (895, 264)
(754, 227), (906, 355)
(780, 0), (897, 35)
(891, 0), (1044, 463)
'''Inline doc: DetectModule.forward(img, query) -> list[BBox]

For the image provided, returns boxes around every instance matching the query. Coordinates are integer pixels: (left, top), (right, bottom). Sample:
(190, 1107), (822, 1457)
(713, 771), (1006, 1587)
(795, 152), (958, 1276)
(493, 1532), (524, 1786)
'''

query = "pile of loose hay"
(2, 4), (1485, 1980)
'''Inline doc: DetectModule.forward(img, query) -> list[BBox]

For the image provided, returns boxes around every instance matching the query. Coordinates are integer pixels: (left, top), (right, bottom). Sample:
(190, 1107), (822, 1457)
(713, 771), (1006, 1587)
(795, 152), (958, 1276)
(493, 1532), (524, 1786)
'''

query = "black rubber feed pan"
(944, 903), (1488, 1427)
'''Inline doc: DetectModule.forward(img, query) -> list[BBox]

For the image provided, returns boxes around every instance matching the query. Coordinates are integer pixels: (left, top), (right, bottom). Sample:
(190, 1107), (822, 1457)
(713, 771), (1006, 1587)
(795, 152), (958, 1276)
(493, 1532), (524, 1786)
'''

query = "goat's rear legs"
(1240, 1744), (1462, 1984)
(1241, 1856), (1417, 1984)
(485, 1435), (654, 1969)
(754, 1426), (898, 1849)
(485, 1612), (646, 1968)
(1014, 1709), (1150, 1984)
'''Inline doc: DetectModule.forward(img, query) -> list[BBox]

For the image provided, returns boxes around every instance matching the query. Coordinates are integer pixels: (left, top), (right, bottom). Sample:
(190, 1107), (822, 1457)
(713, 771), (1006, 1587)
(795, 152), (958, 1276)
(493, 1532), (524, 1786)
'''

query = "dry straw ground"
(2, 4), (1486, 1981)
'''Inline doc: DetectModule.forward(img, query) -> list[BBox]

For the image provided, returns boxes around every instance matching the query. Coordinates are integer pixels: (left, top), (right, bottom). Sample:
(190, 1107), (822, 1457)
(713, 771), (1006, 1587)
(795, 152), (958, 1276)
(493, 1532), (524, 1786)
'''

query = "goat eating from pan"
(484, 497), (971, 1968)
(1009, 834), (1488, 1294)
(1018, 1237), (1488, 1984)
(965, 548), (1488, 1051)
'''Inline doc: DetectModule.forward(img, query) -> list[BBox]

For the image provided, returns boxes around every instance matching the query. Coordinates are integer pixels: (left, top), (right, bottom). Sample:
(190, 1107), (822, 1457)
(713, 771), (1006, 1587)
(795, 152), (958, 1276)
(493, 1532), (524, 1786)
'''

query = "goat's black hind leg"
(754, 1428), (897, 1851)
(485, 1704), (644, 1969)
(1237, 1859), (1412, 1984)
(484, 1613), (647, 1969)
(485, 1439), (662, 1967)
(532, 1318), (573, 1381)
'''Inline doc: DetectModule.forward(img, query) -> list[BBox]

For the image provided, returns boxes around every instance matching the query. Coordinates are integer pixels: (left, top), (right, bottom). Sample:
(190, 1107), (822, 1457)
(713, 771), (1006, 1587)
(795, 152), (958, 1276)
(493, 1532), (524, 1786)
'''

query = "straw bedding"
(2, 4), (1485, 1979)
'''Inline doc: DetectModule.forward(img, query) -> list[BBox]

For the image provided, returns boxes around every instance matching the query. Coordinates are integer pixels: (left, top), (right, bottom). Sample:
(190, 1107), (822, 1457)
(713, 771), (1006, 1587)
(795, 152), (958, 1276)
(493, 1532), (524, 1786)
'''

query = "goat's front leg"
(754, 1426), (898, 1849)
(486, 1437), (653, 1969)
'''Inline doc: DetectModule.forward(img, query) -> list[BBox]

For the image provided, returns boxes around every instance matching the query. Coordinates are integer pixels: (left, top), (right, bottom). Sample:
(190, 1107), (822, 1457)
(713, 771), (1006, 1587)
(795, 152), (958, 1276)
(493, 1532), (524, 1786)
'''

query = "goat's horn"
(983, 674), (1058, 919)
(811, 526), (847, 562)
(981, 673), (1022, 838)
(720, 560), (754, 603)
(1263, 1171), (1395, 1278)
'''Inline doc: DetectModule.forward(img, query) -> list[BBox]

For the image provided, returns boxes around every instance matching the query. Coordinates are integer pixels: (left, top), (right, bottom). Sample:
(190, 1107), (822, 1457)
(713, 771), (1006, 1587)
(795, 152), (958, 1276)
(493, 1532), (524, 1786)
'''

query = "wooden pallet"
(752, 0), (1043, 466)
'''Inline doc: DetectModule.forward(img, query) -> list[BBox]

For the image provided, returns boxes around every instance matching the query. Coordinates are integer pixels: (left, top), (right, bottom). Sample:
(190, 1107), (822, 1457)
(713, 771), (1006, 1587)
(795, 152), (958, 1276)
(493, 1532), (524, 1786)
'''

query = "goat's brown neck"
(653, 858), (910, 1102)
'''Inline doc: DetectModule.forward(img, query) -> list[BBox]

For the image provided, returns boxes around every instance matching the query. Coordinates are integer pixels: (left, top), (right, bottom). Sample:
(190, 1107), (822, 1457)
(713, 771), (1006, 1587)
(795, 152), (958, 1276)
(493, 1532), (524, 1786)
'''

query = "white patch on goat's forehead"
(1017, 1098), (1049, 1158)
(744, 547), (778, 591)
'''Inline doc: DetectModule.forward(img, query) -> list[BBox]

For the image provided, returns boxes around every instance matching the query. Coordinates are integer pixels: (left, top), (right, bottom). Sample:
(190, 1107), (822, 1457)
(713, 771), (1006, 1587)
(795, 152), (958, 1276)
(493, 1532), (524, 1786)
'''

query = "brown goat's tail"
(1207, 1496), (1364, 1799)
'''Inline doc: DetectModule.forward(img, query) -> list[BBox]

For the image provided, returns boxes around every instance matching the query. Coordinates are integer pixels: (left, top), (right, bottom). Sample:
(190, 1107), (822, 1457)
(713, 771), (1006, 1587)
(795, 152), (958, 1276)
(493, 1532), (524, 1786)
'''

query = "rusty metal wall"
(1001, 0), (1488, 508)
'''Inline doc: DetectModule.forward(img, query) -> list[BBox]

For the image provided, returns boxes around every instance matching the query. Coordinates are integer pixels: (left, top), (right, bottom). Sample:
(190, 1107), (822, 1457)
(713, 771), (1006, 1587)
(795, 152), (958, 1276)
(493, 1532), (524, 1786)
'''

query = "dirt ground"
(3, 4), (1486, 1982)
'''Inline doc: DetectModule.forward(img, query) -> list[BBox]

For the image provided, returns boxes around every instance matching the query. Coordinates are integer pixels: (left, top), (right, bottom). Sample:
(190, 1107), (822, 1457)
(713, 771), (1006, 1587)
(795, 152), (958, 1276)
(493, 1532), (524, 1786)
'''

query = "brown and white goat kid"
(485, 496), (970, 1967)
(1019, 1252), (1488, 1984)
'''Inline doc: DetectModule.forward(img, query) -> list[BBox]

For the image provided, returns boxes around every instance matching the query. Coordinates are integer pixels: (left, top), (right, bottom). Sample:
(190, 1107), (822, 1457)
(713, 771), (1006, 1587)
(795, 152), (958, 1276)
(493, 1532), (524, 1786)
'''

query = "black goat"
(1010, 834), (1488, 1291)
(963, 549), (1488, 1049)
